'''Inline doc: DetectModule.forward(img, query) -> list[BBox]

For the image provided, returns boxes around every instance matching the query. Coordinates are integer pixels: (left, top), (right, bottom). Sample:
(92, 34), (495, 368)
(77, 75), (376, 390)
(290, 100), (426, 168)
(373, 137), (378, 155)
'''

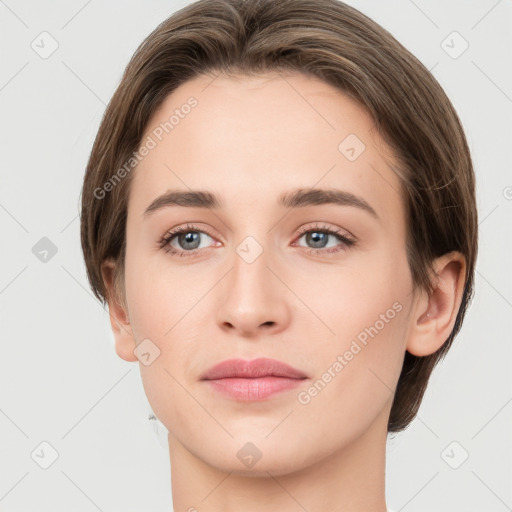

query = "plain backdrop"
(1, 0), (511, 511)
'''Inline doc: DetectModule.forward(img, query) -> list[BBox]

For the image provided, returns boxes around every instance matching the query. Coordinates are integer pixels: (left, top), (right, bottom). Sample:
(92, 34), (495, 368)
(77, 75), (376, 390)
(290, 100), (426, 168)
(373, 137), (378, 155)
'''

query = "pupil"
(180, 232), (200, 249)
(308, 231), (327, 248)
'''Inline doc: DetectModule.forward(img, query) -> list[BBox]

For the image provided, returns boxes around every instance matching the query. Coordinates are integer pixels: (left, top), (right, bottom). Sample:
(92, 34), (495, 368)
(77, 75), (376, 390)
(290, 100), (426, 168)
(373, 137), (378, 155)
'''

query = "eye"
(292, 223), (356, 256)
(159, 224), (217, 258)
(159, 222), (356, 258)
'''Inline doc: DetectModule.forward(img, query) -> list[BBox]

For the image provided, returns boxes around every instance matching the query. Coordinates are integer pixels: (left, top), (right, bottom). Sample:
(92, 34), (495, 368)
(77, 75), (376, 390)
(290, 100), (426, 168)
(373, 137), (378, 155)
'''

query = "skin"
(102, 71), (466, 512)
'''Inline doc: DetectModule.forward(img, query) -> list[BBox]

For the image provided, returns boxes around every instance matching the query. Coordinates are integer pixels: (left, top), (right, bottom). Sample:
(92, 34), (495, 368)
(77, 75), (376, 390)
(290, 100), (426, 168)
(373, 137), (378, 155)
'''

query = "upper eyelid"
(295, 223), (354, 239)
(164, 223), (351, 238)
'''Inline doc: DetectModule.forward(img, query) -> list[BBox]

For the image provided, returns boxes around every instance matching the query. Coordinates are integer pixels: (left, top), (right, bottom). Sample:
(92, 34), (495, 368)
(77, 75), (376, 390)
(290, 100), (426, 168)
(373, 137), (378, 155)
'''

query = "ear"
(101, 259), (138, 362)
(406, 251), (466, 357)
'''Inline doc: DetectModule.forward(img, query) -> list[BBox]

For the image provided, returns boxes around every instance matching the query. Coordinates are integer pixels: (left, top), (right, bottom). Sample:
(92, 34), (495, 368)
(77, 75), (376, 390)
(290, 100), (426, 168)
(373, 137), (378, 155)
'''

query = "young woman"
(80, 0), (478, 510)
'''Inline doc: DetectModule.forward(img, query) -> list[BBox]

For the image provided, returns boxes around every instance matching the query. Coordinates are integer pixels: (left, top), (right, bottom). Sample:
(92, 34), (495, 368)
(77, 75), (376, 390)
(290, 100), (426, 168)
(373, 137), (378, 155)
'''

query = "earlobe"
(406, 252), (466, 357)
(101, 259), (138, 362)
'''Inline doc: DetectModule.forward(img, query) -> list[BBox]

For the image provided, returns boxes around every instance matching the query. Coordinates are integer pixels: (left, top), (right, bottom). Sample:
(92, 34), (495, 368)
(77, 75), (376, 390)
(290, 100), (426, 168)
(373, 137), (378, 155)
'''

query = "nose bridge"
(227, 209), (274, 285)
(230, 232), (273, 307)
(233, 236), (269, 282)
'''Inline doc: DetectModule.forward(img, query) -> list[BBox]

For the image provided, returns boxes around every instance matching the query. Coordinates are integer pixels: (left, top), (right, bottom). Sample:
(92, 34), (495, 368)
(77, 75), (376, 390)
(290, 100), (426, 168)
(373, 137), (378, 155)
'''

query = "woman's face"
(120, 71), (417, 475)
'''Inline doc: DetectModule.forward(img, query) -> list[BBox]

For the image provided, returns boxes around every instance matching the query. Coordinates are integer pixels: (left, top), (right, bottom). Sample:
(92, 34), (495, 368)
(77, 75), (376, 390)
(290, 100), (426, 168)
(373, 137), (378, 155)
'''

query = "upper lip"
(200, 357), (308, 380)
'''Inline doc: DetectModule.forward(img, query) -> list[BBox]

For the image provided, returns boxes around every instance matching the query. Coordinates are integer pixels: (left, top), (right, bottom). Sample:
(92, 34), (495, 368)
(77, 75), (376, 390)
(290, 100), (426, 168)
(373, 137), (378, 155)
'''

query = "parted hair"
(80, 0), (478, 433)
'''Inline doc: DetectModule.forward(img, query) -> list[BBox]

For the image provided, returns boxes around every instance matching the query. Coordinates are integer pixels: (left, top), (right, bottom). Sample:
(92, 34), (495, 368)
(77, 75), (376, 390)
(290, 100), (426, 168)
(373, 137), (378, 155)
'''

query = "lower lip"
(203, 376), (305, 401)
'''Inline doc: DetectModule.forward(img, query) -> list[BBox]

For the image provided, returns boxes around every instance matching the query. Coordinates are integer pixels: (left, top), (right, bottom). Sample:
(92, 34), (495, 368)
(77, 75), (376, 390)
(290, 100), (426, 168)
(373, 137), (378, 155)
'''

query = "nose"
(216, 242), (291, 338)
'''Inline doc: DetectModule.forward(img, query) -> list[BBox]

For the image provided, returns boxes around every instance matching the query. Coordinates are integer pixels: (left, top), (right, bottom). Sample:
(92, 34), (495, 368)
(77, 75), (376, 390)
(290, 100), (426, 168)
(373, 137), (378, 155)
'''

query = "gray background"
(1, 0), (511, 510)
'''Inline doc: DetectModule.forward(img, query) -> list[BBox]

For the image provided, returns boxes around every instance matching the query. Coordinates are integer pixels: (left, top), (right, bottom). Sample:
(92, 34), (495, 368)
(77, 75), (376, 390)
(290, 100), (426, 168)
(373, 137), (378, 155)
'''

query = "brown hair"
(80, 0), (478, 433)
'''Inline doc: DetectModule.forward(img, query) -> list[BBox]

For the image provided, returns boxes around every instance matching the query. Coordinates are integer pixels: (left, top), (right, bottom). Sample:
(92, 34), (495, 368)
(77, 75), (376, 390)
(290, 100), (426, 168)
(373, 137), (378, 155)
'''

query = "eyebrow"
(143, 187), (379, 219)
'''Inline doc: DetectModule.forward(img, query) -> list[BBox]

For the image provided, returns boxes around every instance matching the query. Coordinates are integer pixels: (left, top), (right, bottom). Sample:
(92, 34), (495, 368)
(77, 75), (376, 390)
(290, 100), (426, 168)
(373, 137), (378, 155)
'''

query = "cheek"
(292, 248), (412, 402)
(292, 246), (411, 338)
(123, 245), (196, 340)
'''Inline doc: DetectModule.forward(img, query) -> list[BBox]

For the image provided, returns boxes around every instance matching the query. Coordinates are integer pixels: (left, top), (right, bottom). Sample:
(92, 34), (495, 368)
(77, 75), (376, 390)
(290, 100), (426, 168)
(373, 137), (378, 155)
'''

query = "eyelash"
(158, 223), (356, 258)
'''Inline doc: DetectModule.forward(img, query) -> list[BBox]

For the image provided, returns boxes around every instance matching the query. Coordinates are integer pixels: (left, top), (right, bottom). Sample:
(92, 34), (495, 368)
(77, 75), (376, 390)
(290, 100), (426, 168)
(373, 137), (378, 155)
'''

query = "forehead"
(128, 71), (404, 224)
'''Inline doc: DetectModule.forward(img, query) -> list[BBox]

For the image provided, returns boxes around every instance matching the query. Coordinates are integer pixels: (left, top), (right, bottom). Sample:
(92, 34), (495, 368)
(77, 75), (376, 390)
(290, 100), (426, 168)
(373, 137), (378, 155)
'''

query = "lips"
(200, 357), (308, 401)
(200, 357), (308, 380)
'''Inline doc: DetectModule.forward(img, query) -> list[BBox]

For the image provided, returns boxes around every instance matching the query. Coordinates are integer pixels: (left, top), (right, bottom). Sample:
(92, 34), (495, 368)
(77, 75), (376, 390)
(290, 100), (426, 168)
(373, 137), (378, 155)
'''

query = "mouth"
(200, 357), (308, 401)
